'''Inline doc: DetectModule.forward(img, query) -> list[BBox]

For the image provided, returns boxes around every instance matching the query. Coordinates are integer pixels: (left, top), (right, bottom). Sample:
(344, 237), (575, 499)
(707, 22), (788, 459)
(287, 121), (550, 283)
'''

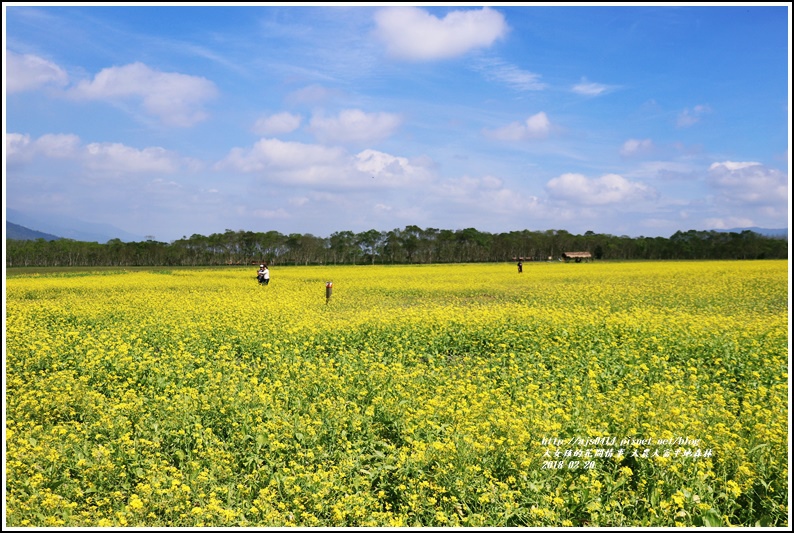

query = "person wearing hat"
(257, 264), (266, 284)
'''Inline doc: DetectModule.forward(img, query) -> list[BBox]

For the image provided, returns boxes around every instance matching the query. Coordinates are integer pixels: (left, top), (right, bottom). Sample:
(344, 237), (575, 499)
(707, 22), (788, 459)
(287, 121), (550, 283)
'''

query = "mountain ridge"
(712, 227), (787, 238)
(4, 212), (788, 243)
(6, 222), (62, 241)
(6, 208), (144, 243)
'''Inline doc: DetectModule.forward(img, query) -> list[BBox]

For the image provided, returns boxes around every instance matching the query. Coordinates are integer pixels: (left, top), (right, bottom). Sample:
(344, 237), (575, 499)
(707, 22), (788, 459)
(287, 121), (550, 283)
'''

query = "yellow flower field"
(4, 261), (789, 526)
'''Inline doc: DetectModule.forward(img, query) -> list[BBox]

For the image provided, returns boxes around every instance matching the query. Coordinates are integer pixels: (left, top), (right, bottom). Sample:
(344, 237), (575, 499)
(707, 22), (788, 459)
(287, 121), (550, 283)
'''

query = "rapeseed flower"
(5, 261), (788, 526)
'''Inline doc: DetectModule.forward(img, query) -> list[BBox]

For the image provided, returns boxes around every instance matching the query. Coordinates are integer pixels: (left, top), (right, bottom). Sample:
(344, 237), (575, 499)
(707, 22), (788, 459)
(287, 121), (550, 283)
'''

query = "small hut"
(562, 251), (592, 263)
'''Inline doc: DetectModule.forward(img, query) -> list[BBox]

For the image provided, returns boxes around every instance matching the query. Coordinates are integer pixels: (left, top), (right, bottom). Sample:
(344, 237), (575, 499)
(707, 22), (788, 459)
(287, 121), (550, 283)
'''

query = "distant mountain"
(6, 208), (144, 243)
(713, 227), (788, 239)
(6, 221), (62, 241)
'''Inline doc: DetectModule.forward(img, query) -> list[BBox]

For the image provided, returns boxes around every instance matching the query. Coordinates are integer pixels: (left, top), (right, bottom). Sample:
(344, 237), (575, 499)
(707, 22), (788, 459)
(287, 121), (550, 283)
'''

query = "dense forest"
(4, 226), (788, 267)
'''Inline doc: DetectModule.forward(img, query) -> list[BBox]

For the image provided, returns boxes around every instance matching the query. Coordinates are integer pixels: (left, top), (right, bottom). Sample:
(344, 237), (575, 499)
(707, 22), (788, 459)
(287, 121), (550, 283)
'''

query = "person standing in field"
(517, 259), (523, 273)
(257, 264), (266, 284)
(262, 265), (270, 285)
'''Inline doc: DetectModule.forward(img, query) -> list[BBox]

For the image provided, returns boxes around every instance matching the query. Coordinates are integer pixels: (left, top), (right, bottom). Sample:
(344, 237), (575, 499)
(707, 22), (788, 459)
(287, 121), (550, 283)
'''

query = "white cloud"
(286, 84), (335, 105)
(545, 172), (656, 205)
(248, 207), (291, 220)
(309, 109), (402, 144)
(5, 133), (33, 161)
(433, 174), (539, 216)
(253, 112), (302, 136)
(676, 104), (711, 128)
(483, 122), (525, 142)
(83, 143), (181, 175)
(472, 56), (545, 91)
(6, 51), (68, 93)
(704, 216), (755, 230)
(628, 160), (697, 180)
(6, 132), (189, 186)
(216, 139), (435, 190)
(436, 175), (501, 196)
(288, 197), (310, 207)
(707, 161), (788, 205)
(69, 62), (218, 127)
(374, 6), (508, 61)
(490, 64), (544, 91)
(6, 132), (81, 162)
(620, 138), (654, 157)
(525, 113), (551, 137)
(355, 149), (435, 186)
(483, 112), (551, 141)
(708, 161), (760, 172)
(36, 133), (82, 158)
(571, 78), (610, 96)
(216, 138), (346, 179)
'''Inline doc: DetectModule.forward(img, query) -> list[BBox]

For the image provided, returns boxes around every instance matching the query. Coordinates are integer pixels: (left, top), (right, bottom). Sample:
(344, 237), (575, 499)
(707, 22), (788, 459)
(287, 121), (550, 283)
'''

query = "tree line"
(4, 226), (788, 268)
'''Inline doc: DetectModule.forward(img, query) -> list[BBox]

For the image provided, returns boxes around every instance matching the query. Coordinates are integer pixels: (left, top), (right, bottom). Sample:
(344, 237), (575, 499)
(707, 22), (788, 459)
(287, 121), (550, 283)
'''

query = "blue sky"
(4, 3), (791, 242)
